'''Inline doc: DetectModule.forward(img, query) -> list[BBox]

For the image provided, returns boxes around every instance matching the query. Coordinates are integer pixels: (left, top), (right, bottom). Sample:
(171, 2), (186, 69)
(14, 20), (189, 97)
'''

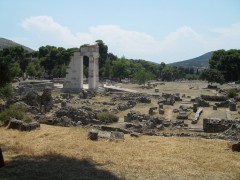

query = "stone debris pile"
(112, 93), (151, 103)
(54, 106), (96, 126)
(117, 100), (136, 111)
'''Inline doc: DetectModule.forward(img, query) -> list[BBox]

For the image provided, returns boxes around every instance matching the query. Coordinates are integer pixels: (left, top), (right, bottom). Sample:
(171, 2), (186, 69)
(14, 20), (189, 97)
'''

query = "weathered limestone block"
(192, 108), (203, 124)
(7, 119), (23, 130)
(159, 109), (164, 115)
(226, 110), (233, 121)
(177, 111), (188, 119)
(20, 122), (40, 131)
(229, 102), (237, 111)
(97, 130), (124, 140)
(7, 118), (40, 131)
(88, 129), (98, 140)
(149, 107), (157, 115)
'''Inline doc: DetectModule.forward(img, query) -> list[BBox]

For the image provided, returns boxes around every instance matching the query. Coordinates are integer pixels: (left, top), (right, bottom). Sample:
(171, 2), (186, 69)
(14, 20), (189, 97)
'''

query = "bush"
(0, 84), (15, 101)
(96, 112), (119, 123)
(227, 88), (239, 98)
(0, 104), (31, 123)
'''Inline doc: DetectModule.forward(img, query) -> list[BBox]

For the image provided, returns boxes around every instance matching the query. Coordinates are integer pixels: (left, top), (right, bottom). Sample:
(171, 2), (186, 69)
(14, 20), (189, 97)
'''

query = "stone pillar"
(64, 52), (82, 91)
(88, 56), (95, 89)
(79, 56), (83, 89)
(74, 52), (82, 90)
(94, 56), (99, 89)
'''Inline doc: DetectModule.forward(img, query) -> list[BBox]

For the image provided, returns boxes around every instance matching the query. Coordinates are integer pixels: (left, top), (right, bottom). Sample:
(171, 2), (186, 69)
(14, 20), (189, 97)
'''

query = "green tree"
(209, 49), (240, 82)
(95, 40), (108, 70)
(134, 69), (155, 85)
(200, 68), (225, 85)
(112, 57), (131, 81)
(26, 59), (45, 78)
(0, 56), (20, 86)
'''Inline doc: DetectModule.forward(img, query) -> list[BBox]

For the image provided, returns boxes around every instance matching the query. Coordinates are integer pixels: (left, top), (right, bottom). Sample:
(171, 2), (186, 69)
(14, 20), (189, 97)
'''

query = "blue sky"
(1, 0), (240, 63)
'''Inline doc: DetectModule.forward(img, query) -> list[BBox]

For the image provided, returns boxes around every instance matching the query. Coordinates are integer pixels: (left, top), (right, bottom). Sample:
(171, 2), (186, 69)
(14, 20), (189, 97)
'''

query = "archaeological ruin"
(63, 44), (99, 91)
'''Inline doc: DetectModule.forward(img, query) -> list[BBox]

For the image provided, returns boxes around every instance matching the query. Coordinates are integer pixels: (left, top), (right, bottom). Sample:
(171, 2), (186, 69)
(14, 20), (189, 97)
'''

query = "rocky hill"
(169, 51), (213, 68)
(0, 37), (34, 52)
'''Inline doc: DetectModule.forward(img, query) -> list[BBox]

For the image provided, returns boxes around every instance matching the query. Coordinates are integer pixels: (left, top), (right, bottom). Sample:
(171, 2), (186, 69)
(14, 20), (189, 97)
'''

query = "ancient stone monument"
(63, 44), (99, 91)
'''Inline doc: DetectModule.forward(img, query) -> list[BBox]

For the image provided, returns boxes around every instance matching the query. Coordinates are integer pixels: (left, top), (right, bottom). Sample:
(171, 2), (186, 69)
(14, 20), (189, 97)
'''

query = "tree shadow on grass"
(0, 153), (118, 180)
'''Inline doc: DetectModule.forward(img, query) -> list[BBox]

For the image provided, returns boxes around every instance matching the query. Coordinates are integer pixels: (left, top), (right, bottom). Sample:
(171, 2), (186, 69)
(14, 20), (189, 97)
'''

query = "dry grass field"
(1, 124), (240, 180)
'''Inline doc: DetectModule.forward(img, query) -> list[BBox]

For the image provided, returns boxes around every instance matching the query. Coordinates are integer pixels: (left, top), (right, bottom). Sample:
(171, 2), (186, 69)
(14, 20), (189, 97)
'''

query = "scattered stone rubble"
(112, 93), (151, 103)
(41, 105), (120, 127)
(117, 100), (136, 111)
(16, 81), (54, 95)
(200, 95), (227, 102)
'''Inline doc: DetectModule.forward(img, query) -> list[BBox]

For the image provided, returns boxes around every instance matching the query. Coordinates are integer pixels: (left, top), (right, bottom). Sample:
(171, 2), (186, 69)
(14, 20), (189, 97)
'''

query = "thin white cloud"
(208, 23), (240, 50)
(20, 16), (240, 63)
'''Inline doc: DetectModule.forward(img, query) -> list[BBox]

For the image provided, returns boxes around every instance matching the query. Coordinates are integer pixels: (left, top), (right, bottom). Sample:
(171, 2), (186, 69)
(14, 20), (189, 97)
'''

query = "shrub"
(96, 112), (119, 123)
(0, 104), (31, 123)
(0, 84), (15, 101)
(227, 88), (239, 98)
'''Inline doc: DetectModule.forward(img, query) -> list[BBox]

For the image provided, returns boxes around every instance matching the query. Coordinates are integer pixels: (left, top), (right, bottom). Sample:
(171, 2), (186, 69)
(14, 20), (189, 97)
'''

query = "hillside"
(169, 51), (213, 68)
(0, 37), (34, 52)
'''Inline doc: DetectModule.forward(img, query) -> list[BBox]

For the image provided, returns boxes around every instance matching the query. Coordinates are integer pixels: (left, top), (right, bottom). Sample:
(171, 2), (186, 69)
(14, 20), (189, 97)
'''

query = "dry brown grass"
(1, 125), (240, 180)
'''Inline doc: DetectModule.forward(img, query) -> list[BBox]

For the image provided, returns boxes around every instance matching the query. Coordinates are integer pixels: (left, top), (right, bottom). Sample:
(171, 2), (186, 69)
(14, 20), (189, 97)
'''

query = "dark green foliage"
(95, 40), (108, 71)
(39, 45), (77, 76)
(0, 56), (21, 86)
(0, 104), (29, 122)
(227, 88), (239, 98)
(26, 58), (45, 78)
(200, 68), (225, 85)
(209, 49), (240, 82)
(112, 57), (131, 81)
(134, 69), (155, 85)
(0, 40), (218, 83)
(96, 112), (119, 123)
(0, 84), (15, 101)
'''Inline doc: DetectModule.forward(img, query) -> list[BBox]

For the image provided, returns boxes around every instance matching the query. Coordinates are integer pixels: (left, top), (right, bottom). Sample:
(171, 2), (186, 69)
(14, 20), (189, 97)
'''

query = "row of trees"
(3, 41), (239, 88)
(0, 40), (202, 87)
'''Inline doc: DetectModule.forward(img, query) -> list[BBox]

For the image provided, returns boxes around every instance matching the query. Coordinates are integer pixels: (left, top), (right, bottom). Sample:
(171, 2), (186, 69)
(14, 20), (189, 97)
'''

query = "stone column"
(79, 56), (83, 89)
(94, 56), (99, 89)
(73, 52), (82, 90)
(88, 56), (95, 89)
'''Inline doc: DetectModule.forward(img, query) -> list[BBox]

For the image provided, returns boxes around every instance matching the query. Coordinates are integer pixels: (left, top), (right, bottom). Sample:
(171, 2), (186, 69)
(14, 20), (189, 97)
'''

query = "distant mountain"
(0, 37), (34, 52)
(169, 51), (213, 69)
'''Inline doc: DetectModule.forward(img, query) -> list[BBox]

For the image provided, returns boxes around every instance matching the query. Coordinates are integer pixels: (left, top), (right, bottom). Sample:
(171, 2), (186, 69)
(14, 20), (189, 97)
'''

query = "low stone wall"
(201, 95), (227, 102)
(203, 118), (231, 133)
(7, 118), (40, 131)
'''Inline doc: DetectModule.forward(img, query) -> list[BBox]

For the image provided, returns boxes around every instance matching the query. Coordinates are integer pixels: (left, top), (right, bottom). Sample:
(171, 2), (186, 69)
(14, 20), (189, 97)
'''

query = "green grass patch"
(0, 104), (32, 123)
(96, 112), (119, 123)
